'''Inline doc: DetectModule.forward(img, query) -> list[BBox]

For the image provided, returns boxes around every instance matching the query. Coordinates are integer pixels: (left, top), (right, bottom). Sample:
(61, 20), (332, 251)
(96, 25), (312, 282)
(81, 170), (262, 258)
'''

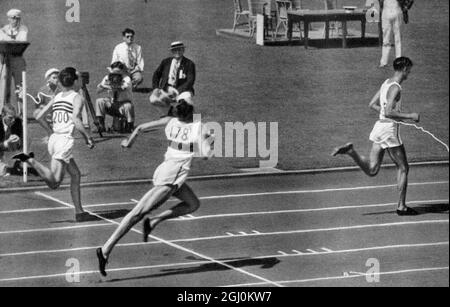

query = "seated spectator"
(95, 62), (135, 133)
(150, 41), (196, 115)
(0, 104), (22, 177)
(111, 28), (144, 89)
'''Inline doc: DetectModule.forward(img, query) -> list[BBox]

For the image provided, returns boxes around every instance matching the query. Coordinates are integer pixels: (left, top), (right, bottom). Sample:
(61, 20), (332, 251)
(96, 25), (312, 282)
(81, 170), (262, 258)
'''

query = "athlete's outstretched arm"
(73, 94), (95, 148)
(368, 90), (381, 113)
(385, 85), (419, 122)
(121, 117), (172, 148)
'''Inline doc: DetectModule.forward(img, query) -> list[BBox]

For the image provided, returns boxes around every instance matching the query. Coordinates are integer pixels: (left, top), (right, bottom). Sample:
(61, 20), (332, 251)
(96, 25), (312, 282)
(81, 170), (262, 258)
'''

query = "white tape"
(394, 120), (449, 153)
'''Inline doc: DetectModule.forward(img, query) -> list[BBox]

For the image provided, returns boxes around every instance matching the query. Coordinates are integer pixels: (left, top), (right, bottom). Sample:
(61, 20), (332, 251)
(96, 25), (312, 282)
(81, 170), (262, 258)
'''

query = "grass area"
(0, 0), (448, 187)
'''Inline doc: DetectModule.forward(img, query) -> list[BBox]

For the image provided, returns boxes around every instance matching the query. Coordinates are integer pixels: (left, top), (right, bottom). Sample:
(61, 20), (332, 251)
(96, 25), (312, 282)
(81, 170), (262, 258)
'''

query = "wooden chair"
(233, 0), (251, 32)
(247, 0), (267, 37)
(273, 0), (303, 39)
(263, 0), (278, 36)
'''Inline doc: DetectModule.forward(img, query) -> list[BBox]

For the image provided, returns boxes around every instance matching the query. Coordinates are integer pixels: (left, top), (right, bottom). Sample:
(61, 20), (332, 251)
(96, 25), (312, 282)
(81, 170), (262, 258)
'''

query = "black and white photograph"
(0, 0), (448, 289)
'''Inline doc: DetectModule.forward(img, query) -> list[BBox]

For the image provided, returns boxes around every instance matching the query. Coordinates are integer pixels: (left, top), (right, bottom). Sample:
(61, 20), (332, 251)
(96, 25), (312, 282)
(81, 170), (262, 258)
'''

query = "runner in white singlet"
(13, 68), (95, 222)
(368, 79), (403, 148)
(96, 95), (213, 276)
(332, 57), (420, 216)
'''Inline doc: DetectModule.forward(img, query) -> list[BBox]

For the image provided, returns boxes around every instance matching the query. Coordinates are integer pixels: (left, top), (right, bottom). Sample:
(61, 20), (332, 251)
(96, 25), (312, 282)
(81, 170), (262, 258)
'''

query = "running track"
(0, 163), (448, 287)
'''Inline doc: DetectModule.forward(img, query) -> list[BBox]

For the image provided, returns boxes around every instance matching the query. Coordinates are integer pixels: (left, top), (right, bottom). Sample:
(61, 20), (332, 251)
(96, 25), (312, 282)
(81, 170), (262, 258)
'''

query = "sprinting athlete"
(13, 67), (95, 222)
(96, 96), (212, 277)
(332, 57), (419, 216)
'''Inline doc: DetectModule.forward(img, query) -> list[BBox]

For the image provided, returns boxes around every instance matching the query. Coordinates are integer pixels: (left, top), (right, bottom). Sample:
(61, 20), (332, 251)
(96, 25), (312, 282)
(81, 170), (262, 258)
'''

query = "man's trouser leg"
(380, 12), (394, 66)
(392, 13), (402, 59)
(95, 97), (111, 131)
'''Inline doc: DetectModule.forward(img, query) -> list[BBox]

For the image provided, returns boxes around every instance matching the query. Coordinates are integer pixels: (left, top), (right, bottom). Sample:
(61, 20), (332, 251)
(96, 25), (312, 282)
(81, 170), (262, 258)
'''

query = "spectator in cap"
(31, 68), (61, 136)
(151, 41), (196, 110)
(111, 28), (144, 89)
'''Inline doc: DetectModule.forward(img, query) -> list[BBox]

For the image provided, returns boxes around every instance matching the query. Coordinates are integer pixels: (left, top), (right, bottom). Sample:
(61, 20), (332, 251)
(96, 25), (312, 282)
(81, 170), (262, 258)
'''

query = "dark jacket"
(0, 117), (22, 151)
(152, 56), (196, 94)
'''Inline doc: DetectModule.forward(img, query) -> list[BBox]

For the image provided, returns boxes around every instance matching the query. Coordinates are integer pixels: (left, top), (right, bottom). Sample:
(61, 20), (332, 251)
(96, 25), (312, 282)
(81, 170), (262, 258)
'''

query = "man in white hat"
(150, 41), (196, 114)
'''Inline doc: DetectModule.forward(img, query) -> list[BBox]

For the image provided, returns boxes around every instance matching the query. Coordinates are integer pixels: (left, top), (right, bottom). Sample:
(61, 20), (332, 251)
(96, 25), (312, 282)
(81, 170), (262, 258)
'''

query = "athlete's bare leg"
(101, 185), (175, 258)
(27, 158), (65, 189)
(66, 159), (84, 214)
(147, 183), (200, 230)
(386, 145), (410, 211)
(333, 142), (385, 177)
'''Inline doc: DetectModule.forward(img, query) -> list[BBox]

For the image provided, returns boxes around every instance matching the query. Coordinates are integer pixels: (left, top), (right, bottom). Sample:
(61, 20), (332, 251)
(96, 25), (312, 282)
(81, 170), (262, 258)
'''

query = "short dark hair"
(175, 100), (194, 123)
(58, 67), (78, 87)
(110, 61), (126, 71)
(393, 56), (413, 71)
(122, 28), (135, 36)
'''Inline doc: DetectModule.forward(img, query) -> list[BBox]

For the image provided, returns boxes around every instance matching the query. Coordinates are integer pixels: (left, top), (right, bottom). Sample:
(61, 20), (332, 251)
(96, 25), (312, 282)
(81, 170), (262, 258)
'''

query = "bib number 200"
(53, 111), (70, 124)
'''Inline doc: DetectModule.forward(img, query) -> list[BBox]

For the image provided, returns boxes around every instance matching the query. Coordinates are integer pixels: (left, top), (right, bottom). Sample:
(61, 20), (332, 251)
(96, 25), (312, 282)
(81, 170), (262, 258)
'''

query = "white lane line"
(347, 271), (367, 276)
(223, 266), (450, 287)
(2, 197), (447, 220)
(321, 247), (334, 252)
(34, 192), (283, 287)
(0, 223), (112, 235)
(178, 199), (449, 221)
(2, 214), (448, 257)
(0, 242), (447, 282)
(307, 249), (318, 254)
(0, 202), (136, 215)
(197, 181), (449, 200)
(278, 251), (288, 255)
(1, 208), (448, 237)
(154, 220), (449, 245)
(1, 160), (447, 193)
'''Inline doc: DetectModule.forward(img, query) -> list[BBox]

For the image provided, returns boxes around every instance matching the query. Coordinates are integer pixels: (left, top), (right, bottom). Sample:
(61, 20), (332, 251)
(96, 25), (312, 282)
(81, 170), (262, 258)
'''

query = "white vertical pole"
(256, 14), (265, 46)
(22, 71), (28, 183)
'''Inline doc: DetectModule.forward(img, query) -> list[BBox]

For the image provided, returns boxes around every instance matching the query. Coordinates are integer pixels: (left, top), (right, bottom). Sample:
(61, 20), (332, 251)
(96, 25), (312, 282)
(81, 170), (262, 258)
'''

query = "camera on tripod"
(80, 71), (90, 85)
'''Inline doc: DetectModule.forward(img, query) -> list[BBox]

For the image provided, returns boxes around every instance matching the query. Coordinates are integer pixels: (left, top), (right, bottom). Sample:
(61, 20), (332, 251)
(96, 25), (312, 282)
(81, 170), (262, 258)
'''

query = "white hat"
(44, 68), (59, 80)
(7, 9), (22, 18)
(169, 41), (185, 50)
(176, 91), (194, 105)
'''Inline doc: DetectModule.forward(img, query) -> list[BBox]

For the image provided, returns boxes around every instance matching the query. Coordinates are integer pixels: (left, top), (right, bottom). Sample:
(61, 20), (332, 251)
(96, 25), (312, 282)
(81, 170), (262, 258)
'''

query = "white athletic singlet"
(52, 91), (77, 136)
(379, 79), (402, 120)
(164, 118), (204, 163)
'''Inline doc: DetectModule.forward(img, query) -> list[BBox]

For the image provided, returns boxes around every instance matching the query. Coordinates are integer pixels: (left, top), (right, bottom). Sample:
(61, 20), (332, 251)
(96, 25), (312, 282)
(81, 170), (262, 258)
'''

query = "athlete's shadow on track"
(105, 257), (281, 283)
(362, 203), (449, 216)
(50, 209), (131, 223)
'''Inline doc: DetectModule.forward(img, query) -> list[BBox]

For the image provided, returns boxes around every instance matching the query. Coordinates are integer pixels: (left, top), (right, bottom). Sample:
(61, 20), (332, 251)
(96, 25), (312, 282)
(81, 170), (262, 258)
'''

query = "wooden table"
(287, 9), (374, 49)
